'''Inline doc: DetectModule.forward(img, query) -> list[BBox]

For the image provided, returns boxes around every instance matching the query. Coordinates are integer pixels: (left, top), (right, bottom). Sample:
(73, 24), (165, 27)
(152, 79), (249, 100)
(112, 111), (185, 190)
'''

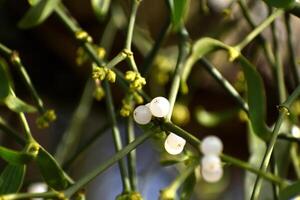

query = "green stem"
(106, 51), (127, 69)
(271, 15), (287, 103)
(167, 28), (190, 120)
(125, 0), (140, 50)
(284, 13), (300, 87)
(64, 127), (159, 198)
(237, 0), (275, 68)
(250, 111), (286, 200)
(249, 84), (300, 199)
(199, 58), (249, 113)
(0, 191), (59, 200)
(235, 9), (283, 50)
(103, 80), (131, 192)
(0, 43), (45, 114)
(63, 122), (110, 169)
(162, 162), (197, 198)
(160, 121), (287, 186)
(278, 134), (300, 143)
(54, 79), (94, 165)
(126, 116), (137, 191)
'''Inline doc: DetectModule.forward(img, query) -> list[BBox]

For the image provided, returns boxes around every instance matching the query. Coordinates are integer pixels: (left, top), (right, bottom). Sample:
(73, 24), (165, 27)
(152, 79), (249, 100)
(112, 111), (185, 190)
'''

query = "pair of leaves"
(0, 51), (37, 113)
(168, 0), (190, 31)
(91, 0), (111, 21)
(0, 164), (26, 194)
(182, 37), (270, 140)
(18, 0), (60, 29)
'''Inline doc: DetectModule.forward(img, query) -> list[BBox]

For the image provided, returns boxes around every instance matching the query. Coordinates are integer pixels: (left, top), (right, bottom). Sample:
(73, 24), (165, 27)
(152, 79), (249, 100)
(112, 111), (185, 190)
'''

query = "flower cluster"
(200, 136), (224, 183)
(92, 65), (116, 83)
(125, 71), (146, 90)
(36, 109), (57, 129)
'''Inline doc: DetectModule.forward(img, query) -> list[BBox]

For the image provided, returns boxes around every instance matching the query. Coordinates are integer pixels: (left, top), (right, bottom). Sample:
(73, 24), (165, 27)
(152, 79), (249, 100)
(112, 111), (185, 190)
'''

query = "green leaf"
(0, 146), (33, 165)
(279, 180), (300, 200)
(237, 55), (271, 140)
(169, 0), (189, 31)
(0, 59), (10, 100)
(264, 0), (294, 8)
(182, 37), (270, 140)
(36, 147), (72, 190)
(91, 0), (111, 21)
(18, 0), (61, 29)
(180, 171), (196, 200)
(4, 95), (37, 113)
(0, 164), (26, 194)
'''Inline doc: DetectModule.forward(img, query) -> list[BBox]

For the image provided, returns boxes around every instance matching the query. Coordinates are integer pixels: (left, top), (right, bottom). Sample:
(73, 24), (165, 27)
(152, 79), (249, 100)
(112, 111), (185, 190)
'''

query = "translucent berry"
(28, 182), (47, 200)
(201, 165), (223, 183)
(201, 155), (221, 171)
(133, 105), (152, 125)
(292, 125), (300, 138)
(149, 96), (170, 118)
(200, 135), (223, 155)
(164, 133), (186, 155)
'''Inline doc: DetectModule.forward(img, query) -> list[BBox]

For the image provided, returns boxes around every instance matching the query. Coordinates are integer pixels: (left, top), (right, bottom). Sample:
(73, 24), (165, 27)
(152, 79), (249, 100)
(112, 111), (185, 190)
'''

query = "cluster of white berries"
(133, 96), (186, 155)
(200, 136), (223, 183)
(133, 96), (170, 125)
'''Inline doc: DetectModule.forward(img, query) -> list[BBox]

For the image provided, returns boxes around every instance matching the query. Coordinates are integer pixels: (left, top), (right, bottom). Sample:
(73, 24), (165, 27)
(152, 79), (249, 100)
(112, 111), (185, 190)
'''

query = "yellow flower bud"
(133, 92), (144, 104)
(94, 87), (105, 101)
(125, 71), (137, 81)
(106, 69), (116, 83)
(97, 47), (106, 60)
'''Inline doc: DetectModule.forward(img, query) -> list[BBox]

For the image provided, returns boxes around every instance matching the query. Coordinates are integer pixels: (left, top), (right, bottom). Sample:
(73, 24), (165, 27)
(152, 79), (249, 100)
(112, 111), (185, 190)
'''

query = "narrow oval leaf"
(279, 180), (300, 200)
(91, 0), (111, 21)
(0, 164), (26, 194)
(183, 37), (270, 140)
(4, 95), (37, 113)
(170, 0), (190, 31)
(0, 146), (33, 165)
(36, 147), (72, 190)
(180, 171), (196, 200)
(0, 60), (10, 100)
(18, 0), (61, 29)
(264, 0), (294, 8)
(237, 55), (271, 140)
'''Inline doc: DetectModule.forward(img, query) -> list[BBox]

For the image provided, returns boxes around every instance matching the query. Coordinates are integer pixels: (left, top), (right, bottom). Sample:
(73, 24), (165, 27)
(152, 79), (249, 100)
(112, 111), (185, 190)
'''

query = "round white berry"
(201, 155), (222, 171)
(292, 125), (300, 138)
(201, 165), (223, 183)
(200, 135), (223, 155)
(133, 105), (152, 125)
(164, 133), (186, 155)
(28, 182), (47, 200)
(149, 96), (170, 118)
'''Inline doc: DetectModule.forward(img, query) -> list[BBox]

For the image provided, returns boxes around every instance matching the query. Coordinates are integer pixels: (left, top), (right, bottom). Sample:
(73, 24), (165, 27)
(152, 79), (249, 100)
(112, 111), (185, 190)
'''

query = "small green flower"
(92, 66), (107, 81)
(106, 69), (116, 83)
(116, 192), (143, 200)
(75, 30), (93, 43)
(36, 109), (57, 129)
(96, 47), (106, 60)
(125, 71), (137, 81)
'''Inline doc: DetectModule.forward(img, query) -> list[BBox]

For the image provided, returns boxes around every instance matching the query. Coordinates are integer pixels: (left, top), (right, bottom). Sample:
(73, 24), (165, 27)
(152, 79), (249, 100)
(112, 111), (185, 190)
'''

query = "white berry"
(133, 105), (152, 125)
(292, 125), (300, 138)
(201, 165), (223, 183)
(201, 155), (221, 171)
(200, 135), (223, 155)
(164, 133), (186, 155)
(149, 96), (170, 118)
(28, 182), (47, 200)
